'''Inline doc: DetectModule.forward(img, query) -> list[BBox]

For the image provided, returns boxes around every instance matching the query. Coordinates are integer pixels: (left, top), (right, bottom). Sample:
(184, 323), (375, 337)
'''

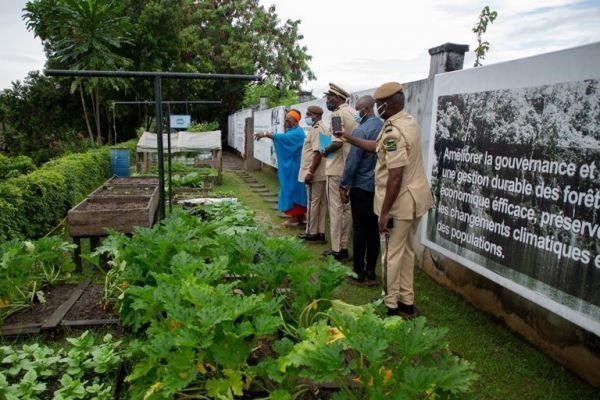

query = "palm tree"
(25, 0), (132, 143)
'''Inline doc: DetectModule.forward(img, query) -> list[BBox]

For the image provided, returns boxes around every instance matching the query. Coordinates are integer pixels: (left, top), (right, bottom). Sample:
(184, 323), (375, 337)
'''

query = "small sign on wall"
(170, 115), (191, 129)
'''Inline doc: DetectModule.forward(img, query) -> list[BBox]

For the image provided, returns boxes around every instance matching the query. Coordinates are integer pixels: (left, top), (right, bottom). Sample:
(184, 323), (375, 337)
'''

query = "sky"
(1, 0), (599, 94)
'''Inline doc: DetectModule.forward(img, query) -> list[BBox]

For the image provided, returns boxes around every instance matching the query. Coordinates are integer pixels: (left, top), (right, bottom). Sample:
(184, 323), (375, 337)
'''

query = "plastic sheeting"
(136, 131), (221, 153)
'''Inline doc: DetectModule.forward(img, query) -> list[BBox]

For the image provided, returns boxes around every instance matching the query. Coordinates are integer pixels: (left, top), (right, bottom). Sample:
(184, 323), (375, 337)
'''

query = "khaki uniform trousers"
(381, 217), (420, 308)
(326, 175), (352, 252)
(306, 180), (326, 235)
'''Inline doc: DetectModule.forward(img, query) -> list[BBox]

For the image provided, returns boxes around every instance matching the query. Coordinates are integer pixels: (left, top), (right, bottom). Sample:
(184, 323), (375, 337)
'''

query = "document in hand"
(318, 131), (334, 159)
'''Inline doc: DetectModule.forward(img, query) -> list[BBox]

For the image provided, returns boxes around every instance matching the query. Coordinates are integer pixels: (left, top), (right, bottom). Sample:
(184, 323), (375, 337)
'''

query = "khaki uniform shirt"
(299, 120), (326, 182)
(374, 110), (432, 220)
(325, 103), (358, 176)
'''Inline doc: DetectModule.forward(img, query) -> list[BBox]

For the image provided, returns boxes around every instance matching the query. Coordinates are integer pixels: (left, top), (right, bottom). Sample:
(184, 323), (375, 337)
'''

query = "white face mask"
(375, 102), (387, 118)
(305, 116), (315, 126)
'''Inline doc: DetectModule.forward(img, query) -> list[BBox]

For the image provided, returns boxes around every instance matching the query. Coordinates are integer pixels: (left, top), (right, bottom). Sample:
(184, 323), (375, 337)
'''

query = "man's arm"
(321, 140), (343, 156)
(378, 166), (403, 233)
(334, 130), (376, 153)
(305, 151), (322, 183)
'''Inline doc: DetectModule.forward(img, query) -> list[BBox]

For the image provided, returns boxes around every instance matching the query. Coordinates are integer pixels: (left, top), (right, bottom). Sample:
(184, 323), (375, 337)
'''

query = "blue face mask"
(353, 112), (362, 123)
(305, 116), (315, 126)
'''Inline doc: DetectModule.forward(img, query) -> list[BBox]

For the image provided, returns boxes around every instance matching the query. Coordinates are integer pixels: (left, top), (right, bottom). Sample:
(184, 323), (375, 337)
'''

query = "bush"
(0, 154), (36, 179)
(0, 146), (116, 242)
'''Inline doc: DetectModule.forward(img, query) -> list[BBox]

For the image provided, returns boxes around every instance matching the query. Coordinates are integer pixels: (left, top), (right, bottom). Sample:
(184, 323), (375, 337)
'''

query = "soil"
(81, 199), (148, 211)
(109, 177), (159, 185)
(94, 186), (156, 196)
(2, 282), (119, 332)
(64, 283), (119, 321)
(3, 284), (78, 326)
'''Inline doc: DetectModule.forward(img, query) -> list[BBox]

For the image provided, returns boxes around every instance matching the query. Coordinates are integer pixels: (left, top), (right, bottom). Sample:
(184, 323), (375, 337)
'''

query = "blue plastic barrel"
(110, 148), (130, 177)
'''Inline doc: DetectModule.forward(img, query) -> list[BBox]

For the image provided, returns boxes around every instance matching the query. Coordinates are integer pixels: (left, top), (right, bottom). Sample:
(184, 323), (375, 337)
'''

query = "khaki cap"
(373, 82), (404, 100)
(323, 83), (349, 100)
(306, 105), (323, 115)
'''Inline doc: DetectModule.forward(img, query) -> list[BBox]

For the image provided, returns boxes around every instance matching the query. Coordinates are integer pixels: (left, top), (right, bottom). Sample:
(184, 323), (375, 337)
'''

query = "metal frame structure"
(45, 69), (261, 220)
(111, 99), (223, 211)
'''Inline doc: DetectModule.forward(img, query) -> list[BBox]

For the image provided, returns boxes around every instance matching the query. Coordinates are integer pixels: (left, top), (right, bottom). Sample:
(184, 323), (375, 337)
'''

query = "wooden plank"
(61, 319), (119, 327)
(41, 280), (90, 330)
(2, 323), (41, 336)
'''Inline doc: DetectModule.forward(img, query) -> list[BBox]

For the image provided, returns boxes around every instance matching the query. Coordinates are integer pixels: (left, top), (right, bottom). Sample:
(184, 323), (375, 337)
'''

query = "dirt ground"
(3, 283), (118, 330)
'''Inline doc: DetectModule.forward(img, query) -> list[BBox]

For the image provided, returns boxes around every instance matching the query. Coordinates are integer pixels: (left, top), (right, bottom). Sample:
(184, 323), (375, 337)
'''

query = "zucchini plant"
(95, 203), (478, 399)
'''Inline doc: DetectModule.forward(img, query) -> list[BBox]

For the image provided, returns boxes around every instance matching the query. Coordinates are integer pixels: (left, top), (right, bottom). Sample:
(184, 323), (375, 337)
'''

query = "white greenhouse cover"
(136, 131), (221, 153)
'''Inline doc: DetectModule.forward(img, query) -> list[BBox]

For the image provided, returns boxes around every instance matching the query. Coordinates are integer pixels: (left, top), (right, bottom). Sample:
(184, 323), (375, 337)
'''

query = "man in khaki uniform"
(298, 105), (327, 243)
(334, 82), (432, 317)
(321, 83), (358, 261)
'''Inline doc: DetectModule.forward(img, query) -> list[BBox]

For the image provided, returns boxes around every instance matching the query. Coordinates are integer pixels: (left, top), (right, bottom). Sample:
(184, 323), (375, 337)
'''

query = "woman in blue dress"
(255, 109), (307, 226)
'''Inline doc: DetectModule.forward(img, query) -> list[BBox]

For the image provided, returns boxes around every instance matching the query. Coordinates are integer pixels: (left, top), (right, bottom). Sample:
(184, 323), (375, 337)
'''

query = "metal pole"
(166, 103), (173, 213)
(46, 69), (261, 81)
(154, 76), (165, 220)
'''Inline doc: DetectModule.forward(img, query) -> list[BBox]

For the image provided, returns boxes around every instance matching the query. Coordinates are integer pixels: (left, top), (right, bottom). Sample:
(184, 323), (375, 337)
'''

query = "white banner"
(253, 106), (285, 168)
(424, 42), (600, 334)
(231, 108), (252, 154)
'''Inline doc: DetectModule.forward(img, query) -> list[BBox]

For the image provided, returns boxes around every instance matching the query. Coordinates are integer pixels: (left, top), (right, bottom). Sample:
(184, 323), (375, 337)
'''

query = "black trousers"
(349, 187), (380, 277)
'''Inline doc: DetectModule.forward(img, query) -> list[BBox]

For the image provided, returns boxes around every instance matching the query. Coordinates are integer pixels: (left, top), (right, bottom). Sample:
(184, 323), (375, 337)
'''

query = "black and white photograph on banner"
(424, 44), (600, 332)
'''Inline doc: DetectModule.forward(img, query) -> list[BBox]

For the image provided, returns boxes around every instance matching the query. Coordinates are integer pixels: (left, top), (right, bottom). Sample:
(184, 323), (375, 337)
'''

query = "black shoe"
(397, 302), (417, 318)
(300, 233), (326, 243)
(386, 307), (399, 317)
(363, 271), (377, 286)
(339, 249), (349, 259)
(346, 275), (366, 286)
(322, 249), (350, 261)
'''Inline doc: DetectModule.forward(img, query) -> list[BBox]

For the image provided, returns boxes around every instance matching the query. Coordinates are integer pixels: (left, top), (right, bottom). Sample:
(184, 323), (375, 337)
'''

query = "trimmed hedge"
(0, 141), (137, 242)
(0, 154), (36, 179)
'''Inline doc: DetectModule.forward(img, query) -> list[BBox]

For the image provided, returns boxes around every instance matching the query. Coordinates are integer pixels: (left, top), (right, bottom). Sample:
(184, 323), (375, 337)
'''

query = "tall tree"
(24, 0), (133, 143)
(123, 0), (315, 129)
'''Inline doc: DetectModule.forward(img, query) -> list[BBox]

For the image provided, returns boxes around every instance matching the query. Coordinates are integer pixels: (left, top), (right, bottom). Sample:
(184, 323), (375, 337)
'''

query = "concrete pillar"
(259, 97), (268, 111)
(428, 42), (470, 77)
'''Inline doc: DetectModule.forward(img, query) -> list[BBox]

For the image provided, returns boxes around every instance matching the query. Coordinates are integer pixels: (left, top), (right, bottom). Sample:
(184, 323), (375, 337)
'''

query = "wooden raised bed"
(68, 177), (160, 237)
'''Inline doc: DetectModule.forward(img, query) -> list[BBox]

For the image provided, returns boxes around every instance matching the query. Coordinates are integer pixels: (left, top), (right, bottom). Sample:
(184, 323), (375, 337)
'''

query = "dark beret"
(373, 82), (404, 100)
(307, 105), (323, 115)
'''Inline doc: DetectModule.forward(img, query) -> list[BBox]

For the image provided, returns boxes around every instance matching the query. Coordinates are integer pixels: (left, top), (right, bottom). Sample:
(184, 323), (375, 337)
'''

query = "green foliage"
(0, 331), (122, 399)
(94, 204), (477, 398)
(187, 120), (220, 132)
(0, 73), (97, 163)
(243, 78), (301, 108)
(0, 236), (75, 322)
(0, 145), (113, 242)
(14, 0), (314, 146)
(0, 147), (110, 241)
(24, 0), (133, 143)
(473, 6), (498, 67)
(0, 155), (36, 179)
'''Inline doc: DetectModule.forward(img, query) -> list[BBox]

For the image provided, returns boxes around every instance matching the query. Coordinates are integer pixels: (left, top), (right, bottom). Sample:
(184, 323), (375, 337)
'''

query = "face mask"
(375, 102), (387, 118)
(305, 116), (315, 126)
(353, 112), (362, 123)
(326, 101), (336, 112)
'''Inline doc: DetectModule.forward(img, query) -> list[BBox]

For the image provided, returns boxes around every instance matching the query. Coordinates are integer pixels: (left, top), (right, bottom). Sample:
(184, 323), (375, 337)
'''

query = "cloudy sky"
(1, 0), (599, 94)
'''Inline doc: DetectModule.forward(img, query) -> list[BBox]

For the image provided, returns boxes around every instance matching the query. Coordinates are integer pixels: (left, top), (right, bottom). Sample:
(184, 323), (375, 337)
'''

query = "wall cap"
(429, 43), (470, 56)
